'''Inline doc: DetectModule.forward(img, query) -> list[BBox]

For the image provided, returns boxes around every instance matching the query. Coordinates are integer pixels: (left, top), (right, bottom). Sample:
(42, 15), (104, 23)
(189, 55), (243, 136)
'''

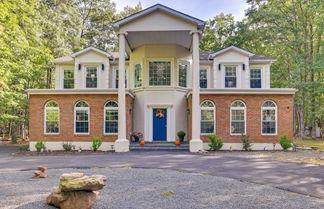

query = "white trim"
(186, 88), (297, 97)
(103, 101), (119, 135)
(74, 101), (90, 135)
(147, 104), (172, 142)
(230, 100), (246, 135)
(44, 101), (60, 135)
(200, 100), (216, 135)
(202, 143), (286, 151)
(26, 89), (135, 98)
(261, 100), (278, 135)
(112, 4), (205, 30)
(209, 46), (255, 58)
(71, 47), (112, 58)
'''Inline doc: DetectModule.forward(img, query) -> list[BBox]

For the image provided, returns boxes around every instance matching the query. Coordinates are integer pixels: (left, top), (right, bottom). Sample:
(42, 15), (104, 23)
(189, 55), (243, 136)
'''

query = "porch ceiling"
(126, 31), (192, 50)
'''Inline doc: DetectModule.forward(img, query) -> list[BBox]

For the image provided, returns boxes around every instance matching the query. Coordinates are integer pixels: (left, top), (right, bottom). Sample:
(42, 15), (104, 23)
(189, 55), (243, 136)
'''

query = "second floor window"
(134, 64), (142, 88)
(225, 66), (237, 88)
(250, 68), (261, 88)
(200, 68), (207, 88)
(149, 61), (171, 86)
(63, 69), (74, 89)
(86, 67), (97, 88)
(178, 63), (187, 87)
(115, 69), (127, 88)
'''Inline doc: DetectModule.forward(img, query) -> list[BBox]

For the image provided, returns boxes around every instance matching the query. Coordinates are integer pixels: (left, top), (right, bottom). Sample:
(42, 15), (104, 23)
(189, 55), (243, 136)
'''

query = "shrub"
(62, 142), (73, 151)
(35, 140), (46, 152)
(208, 135), (223, 151)
(279, 135), (292, 151)
(241, 135), (252, 151)
(91, 136), (102, 151)
(177, 131), (186, 141)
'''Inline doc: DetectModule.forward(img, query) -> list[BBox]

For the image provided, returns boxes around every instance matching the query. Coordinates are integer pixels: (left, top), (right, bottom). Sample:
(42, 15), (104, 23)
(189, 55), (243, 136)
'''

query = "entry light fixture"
(218, 64), (221, 71)
(243, 64), (246, 70)
(78, 64), (81, 70)
(101, 64), (105, 71)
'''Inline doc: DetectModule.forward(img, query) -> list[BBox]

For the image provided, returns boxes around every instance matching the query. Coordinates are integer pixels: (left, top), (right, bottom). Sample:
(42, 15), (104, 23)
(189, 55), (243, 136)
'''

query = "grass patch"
(294, 138), (324, 150)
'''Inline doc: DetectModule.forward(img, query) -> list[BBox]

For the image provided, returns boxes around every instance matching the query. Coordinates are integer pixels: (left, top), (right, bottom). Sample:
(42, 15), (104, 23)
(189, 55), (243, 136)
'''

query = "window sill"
(104, 133), (118, 136)
(74, 133), (90, 135)
(44, 133), (60, 135)
(261, 133), (277, 136)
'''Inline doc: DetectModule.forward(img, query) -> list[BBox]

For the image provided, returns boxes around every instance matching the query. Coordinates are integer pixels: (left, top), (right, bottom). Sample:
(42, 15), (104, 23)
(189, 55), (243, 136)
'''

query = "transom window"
(200, 68), (208, 88)
(200, 101), (215, 134)
(178, 62), (188, 87)
(250, 68), (261, 88)
(75, 101), (89, 134)
(231, 100), (246, 134)
(225, 66), (237, 88)
(44, 101), (59, 134)
(262, 101), (277, 134)
(63, 69), (74, 89)
(134, 64), (142, 88)
(86, 67), (97, 88)
(149, 61), (171, 86)
(104, 101), (118, 134)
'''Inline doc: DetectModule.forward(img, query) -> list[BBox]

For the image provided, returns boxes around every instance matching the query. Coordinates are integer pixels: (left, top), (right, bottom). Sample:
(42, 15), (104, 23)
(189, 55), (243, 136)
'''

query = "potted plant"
(177, 131), (186, 142)
(131, 131), (143, 142)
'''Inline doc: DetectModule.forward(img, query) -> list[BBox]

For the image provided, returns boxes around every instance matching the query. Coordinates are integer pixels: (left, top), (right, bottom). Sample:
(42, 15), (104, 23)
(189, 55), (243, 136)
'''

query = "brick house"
(27, 4), (296, 152)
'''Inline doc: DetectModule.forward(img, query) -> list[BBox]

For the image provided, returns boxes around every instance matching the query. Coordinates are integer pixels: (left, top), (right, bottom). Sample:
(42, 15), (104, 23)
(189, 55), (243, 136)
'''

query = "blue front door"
(153, 108), (167, 141)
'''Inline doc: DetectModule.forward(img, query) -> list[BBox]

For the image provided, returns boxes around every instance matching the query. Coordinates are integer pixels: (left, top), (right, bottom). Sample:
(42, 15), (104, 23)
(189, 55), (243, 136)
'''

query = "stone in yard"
(47, 188), (99, 209)
(34, 170), (47, 178)
(59, 173), (107, 192)
(37, 166), (47, 172)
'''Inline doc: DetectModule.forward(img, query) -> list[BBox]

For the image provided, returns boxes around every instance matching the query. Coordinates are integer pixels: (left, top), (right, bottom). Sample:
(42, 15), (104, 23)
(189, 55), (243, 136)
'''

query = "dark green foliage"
(208, 135), (223, 151)
(241, 135), (252, 151)
(62, 142), (73, 151)
(177, 131), (186, 141)
(279, 135), (292, 151)
(91, 136), (102, 151)
(35, 140), (46, 152)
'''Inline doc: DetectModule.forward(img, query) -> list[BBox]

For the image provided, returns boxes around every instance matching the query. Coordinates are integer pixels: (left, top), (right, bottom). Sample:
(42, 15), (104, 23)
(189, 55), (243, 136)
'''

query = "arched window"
(74, 101), (89, 134)
(200, 100), (215, 134)
(262, 101), (277, 134)
(231, 100), (246, 134)
(104, 101), (118, 134)
(44, 101), (59, 134)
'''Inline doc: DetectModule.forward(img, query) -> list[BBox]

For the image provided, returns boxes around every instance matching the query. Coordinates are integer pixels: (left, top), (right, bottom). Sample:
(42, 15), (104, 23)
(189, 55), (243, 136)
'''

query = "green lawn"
(294, 138), (324, 150)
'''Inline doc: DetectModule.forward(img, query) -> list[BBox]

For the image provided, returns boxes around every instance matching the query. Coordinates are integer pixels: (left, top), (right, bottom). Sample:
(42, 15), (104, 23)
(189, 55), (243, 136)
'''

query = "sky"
(114, 0), (250, 21)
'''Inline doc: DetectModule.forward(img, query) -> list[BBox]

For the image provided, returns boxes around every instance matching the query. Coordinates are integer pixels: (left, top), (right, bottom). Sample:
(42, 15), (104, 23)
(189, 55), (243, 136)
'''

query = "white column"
(115, 32), (129, 152)
(190, 31), (203, 152)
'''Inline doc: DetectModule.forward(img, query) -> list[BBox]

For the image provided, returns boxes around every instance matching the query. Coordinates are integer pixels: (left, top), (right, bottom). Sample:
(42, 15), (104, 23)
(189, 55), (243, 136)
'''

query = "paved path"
(0, 146), (323, 199)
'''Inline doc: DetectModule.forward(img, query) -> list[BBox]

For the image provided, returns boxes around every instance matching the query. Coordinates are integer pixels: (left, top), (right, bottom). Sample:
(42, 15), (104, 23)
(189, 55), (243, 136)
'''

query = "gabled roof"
(53, 56), (74, 64)
(209, 46), (255, 58)
(70, 47), (112, 58)
(112, 4), (205, 30)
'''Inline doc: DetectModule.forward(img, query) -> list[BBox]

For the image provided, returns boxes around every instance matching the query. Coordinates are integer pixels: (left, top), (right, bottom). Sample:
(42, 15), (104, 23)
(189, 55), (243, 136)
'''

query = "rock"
(37, 166), (47, 172)
(59, 174), (107, 192)
(47, 188), (99, 209)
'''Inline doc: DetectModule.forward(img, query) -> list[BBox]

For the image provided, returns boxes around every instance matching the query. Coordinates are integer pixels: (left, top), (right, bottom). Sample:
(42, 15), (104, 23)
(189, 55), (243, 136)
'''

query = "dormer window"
(199, 68), (208, 88)
(225, 66), (237, 88)
(250, 68), (261, 88)
(86, 66), (98, 88)
(63, 69), (74, 89)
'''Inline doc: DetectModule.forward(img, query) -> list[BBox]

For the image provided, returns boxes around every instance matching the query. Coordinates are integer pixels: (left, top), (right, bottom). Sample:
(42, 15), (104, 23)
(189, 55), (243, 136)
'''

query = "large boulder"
(59, 173), (107, 192)
(47, 188), (99, 209)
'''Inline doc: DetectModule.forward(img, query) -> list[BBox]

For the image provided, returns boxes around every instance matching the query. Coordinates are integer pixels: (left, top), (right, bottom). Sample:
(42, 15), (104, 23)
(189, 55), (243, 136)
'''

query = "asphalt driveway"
(0, 146), (323, 199)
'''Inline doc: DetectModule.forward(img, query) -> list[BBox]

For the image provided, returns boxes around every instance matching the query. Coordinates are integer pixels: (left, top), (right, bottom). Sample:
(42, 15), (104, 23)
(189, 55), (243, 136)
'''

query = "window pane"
(231, 121), (245, 134)
(46, 101), (58, 107)
(201, 110), (214, 120)
(134, 64), (142, 88)
(231, 110), (244, 121)
(262, 121), (276, 134)
(46, 121), (59, 133)
(106, 110), (118, 121)
(225, 66), (237, 88)
(201, 121), (214, 134)
(149, 61), (171, 86)
(250, 69), (261, 78)
(200, 69), (207, 88)
(105, 121), (118, 133)
(46, 109), (59, 121)
(76, 101), (88, 107)
(178, 63), (187, 87)
(76, 122), (89, 133)
(262, 109), (275, 121)
(115, 69), (128, 88)
(64, 69), (74, 89)
(76, 110), (88, 121)
(86, 67), (97, 88)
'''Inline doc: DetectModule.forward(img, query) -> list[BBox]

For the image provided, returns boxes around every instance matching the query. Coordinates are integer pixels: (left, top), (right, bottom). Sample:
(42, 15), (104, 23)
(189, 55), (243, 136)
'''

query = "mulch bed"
(12, 150), (115, 156)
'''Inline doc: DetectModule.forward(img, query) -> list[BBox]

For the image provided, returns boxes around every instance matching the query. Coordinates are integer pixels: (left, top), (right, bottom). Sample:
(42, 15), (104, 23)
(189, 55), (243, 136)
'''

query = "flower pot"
(134, 136), (139, 142)
(179, 137), (184, 142)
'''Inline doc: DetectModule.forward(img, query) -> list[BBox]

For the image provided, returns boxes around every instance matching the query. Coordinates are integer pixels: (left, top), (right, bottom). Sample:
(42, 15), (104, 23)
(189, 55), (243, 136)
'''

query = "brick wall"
(187, 94), (294, 143)
(29, 94), (134, 142)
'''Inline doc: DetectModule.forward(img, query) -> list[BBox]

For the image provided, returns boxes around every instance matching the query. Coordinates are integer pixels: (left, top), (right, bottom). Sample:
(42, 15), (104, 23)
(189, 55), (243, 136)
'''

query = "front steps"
(130, 141), (189, 151)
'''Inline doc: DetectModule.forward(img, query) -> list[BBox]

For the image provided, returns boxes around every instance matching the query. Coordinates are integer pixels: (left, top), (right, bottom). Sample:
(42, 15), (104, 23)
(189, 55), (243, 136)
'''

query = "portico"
(112, 4), (205, 152)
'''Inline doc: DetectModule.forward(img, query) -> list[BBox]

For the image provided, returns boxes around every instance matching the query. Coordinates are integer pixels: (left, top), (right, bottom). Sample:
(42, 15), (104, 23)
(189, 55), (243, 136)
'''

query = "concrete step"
(130, 142), (189, 150)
